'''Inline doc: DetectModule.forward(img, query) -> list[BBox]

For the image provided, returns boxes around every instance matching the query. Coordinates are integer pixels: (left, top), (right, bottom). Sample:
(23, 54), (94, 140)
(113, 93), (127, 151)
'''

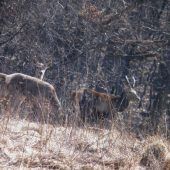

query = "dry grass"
(0, 112), (169, 170)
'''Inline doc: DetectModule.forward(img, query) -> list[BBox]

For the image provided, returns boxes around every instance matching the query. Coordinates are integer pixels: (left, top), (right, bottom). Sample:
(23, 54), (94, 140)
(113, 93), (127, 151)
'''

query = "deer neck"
(116, 92), (129, 112)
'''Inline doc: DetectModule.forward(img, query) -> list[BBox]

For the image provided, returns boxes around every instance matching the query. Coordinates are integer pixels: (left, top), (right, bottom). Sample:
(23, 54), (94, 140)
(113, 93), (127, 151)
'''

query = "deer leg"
(33, 101), (54, 124)
(2, 93), (22, 136)
(31, 102), (46, 123)
(6, 92), (23, 115)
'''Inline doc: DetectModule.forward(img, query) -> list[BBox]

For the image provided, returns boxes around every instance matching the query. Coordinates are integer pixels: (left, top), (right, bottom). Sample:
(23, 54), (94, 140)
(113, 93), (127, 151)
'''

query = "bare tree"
(0, 0), (170, 137)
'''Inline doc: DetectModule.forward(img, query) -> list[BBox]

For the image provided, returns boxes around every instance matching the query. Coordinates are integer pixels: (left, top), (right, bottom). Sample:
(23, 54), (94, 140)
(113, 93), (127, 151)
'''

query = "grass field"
(0, 113), (169, 170)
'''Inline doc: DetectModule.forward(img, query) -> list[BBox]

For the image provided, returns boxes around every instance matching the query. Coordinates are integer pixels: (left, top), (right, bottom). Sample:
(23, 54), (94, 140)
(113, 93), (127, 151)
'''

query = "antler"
(125, 75), (137, 88)
(125, 75), (132, 88)
(132, 76), (136, 88)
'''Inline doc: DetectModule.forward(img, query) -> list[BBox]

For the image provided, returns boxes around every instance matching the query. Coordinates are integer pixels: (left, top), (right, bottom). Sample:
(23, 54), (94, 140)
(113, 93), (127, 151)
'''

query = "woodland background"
(0, 0), (170, 139)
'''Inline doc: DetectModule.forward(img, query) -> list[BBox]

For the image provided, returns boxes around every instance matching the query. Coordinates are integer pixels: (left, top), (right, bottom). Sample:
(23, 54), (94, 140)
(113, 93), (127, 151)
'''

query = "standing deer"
(0, 73), (63, 124)
(71, 78), (140, 124)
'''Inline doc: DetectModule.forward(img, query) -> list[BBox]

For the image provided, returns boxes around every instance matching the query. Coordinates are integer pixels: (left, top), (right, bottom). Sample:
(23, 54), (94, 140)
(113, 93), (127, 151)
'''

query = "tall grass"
(0, 108), (169, 170)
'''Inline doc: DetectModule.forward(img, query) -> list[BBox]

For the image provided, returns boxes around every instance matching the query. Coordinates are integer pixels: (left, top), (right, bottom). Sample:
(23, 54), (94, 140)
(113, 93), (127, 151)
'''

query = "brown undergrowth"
(0, 113), (169, 170)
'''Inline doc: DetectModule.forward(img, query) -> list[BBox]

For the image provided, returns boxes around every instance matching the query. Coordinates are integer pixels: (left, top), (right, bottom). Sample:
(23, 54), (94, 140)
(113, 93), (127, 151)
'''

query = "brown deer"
(32, 56), (52, 80)
(71, 78), (140, 124)
(0, 73), (63, 124)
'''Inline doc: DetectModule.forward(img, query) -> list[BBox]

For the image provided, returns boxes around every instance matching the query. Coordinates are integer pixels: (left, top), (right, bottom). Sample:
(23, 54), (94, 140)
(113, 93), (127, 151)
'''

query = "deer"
(0, 73), (63, 124)
(32, 56), (52, 80)
(71, 77), (140, 124)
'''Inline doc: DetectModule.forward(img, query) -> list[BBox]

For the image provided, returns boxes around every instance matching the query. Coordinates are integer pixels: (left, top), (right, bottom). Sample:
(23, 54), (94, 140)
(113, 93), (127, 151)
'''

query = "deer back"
(82, 89), (116, 113)
(72, 86), (140, 122)
(5, 73), (62, 113)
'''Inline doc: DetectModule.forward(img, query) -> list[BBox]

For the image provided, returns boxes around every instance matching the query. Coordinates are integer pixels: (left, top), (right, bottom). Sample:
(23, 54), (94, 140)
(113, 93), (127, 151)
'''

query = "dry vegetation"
(0, 0), (170, 169)
(0, 113), (168, 170)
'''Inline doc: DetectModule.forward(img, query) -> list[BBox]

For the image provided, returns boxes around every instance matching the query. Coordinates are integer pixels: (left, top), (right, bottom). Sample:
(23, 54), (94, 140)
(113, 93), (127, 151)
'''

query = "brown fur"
(32, 56), (52, 80)
(72, 86), (140, 123)
(0, 73), (62, 123)
(71, 91), (83, 107)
